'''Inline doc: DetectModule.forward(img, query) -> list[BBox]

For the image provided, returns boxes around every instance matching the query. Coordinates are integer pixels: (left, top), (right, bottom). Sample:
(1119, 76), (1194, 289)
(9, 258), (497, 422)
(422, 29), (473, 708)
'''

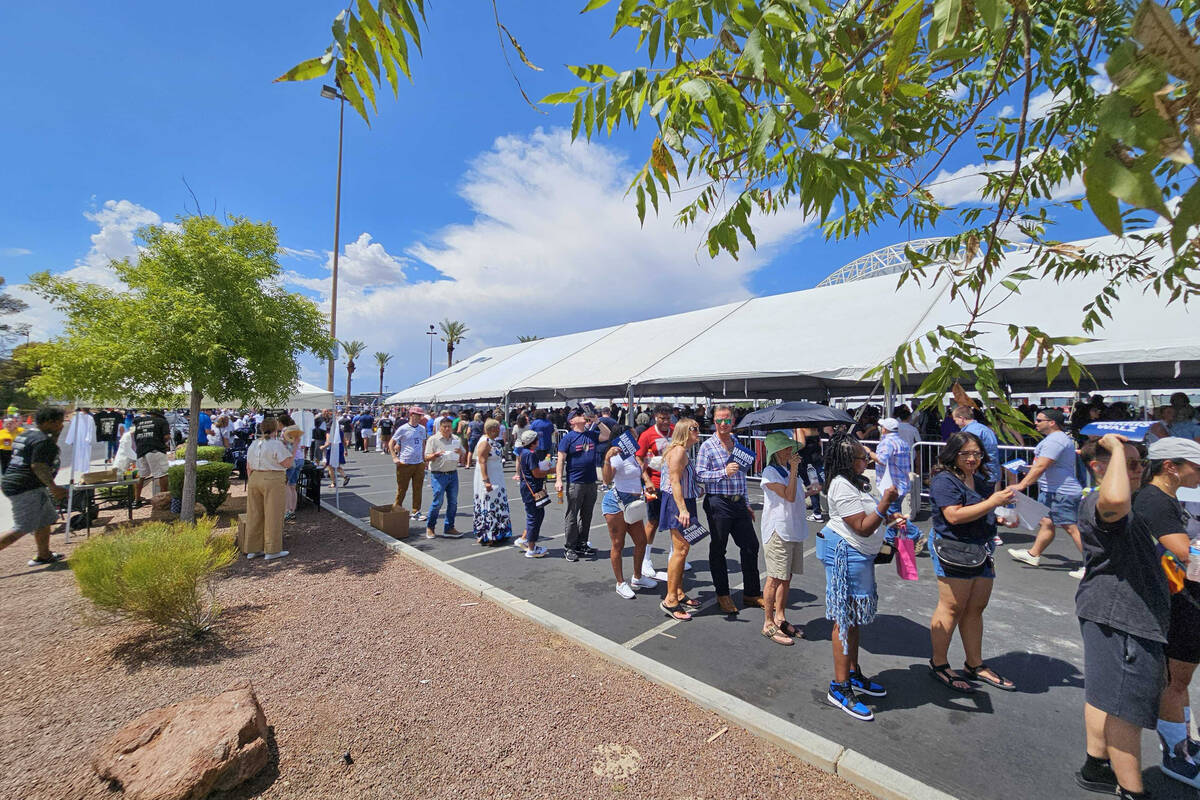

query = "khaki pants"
(246, 470), (286, 555)
(394, 462), (425, 512)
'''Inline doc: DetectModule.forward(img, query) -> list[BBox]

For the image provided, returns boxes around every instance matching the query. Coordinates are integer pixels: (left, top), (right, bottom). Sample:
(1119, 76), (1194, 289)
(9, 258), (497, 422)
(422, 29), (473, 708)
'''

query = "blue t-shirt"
(530, 418), (556, 452)
(196, 412), (212, 445)
(518, 450), (545, 504)
(1035, 430), (1082, 496)
(929, 471), (996, 544)
(963, 421), (999, 483)
(557, 429), (599, 484)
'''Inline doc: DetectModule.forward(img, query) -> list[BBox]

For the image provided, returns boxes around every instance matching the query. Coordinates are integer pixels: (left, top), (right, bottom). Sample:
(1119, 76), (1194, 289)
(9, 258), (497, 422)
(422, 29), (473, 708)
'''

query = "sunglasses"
(714, 419), (734, 425)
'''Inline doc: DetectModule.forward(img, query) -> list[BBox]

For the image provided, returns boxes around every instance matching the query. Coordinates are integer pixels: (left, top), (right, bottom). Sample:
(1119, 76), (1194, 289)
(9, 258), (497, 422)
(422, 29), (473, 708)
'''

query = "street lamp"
(322, 83), (345, 393)
(426, 324), (437, 377)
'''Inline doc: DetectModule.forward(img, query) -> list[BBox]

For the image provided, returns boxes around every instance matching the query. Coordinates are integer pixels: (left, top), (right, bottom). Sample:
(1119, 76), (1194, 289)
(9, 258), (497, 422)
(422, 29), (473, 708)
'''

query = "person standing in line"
(819, 432), (900, 721)
(472, 419), (512, 545)
(636, 404), (675, 578)
(1009, 408), (1086, 579)
(515, 430), (551, 558)
(357, 408), (375, 454)
(93, 407), (122, 464)
(872, 417), (912, 528)
(195, 408), (213, 447)
(132, 409), (172, 506)
(309, 410), (328, 463)
(466, 412), (485, 468)
(391, 407), (428, 521)
(759, 433), (816, 645)
(244, 418), (294, 561)
(276, 414), (305, 522)
(601, 435), (657, 598)
(926, 432), (1019, 693)
(377, 411), (395, 453)
(555, 408), (605, 562)
(0, 406), (67, 566)
(696, 404), (763, 615)
(658, 418), (702, 621)
(1134, 438), (1200, 789)
(1073, 434), (1166, 800)
(0, 416), (22, 473)
(423, 417), (465, 539)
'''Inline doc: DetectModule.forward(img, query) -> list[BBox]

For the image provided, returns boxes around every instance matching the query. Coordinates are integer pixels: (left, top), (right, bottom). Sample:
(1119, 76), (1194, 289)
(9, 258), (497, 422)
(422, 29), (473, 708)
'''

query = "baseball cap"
(408, 406), (425, 415)
(880, 417), (900, 432)
(517, 430), (539, 448)
(568, 406), (587, 420)
(1148, 437), (1200, 464)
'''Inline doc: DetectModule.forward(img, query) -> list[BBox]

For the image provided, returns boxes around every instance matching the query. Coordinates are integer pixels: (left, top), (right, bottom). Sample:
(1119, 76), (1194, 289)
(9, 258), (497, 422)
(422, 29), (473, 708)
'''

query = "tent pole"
(627, 383), (635, 428)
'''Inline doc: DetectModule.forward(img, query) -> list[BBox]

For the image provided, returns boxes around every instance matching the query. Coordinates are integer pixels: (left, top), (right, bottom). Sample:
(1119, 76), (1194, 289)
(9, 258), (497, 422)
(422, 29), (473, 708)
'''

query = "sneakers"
(579, 545), (599, 556)
(1069, 567), (1085, 579)
(641, 557), (656, 577)
(564, 549), (580, 562)
(616, 581), (636, 599)
(28, 552), (65, 566)
(684, 560), (693, 571)
(425, 527), (436, 539)
(849, 670), (887, 697)
(284, 511), (297, 522)
(525, 545), (548, 558)
(442, 528), (464, 539)
(245, 552), (263, 559)
(1075, 760), (1118, 794)
(630, 574), (658, 589)
(653, 570), (670, 581)
(412, 511), (426, 521)
(1161, 733), (1200, 788)
(827, 681), (874, 721)
(992, 534), (1003, 546)
(263, 550), (290, 561)
(1009, 548), (1041, 567)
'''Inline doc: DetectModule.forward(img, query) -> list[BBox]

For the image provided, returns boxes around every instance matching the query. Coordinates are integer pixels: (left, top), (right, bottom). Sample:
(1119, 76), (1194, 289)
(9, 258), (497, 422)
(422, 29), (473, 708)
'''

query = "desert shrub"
(72, 518), (238, 637)
(167, 462), (234, 515)
(174, 444), (226, 462)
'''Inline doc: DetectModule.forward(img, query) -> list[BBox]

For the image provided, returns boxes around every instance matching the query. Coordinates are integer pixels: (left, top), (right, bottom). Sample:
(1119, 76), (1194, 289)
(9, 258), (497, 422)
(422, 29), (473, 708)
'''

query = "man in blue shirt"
(952, 405), (1000, 488)
(555, 408), (606, 562)
(195, 410), (212, 446)
(530, 409), (556, 454)
(1009, 408), (1086, 578)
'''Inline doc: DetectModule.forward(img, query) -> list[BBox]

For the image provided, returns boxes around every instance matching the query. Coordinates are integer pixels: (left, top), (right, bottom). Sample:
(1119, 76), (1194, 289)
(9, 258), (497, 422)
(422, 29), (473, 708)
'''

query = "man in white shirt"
(893, 405), (923, 521)
(423, 417), (465, 538)
(391, 407), (429, 520)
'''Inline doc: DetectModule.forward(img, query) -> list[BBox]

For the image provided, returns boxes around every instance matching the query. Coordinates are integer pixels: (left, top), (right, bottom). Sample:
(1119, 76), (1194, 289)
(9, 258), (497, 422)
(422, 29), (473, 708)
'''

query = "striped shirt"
(659, 451), (699, 498)
(696, 435), (748, 496)
(875, 433), (911, 495)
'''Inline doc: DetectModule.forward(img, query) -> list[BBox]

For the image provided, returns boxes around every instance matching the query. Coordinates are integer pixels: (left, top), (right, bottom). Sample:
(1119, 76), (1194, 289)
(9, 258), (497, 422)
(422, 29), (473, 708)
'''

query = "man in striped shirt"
(696, 405), (763, 614)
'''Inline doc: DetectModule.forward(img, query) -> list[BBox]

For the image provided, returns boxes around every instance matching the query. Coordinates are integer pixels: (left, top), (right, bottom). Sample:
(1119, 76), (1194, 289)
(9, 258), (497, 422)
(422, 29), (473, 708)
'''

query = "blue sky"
(0, 1), (1111, 395)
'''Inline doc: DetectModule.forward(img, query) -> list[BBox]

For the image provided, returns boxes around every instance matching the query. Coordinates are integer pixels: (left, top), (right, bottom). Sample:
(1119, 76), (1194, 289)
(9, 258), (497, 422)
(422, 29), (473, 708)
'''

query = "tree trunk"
(346, 366), (353, 406)
(446, 344), (454, 368)
(378, 368), (384, 397)
(180, 386), (201, 524)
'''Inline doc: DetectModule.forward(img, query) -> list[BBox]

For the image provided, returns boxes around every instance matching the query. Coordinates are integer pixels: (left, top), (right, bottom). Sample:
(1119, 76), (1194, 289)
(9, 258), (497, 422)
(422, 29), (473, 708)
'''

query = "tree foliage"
(341, 339), (366, 402)
(287, 0), (1200, 435)
(374, 350), (392, 395)
(438, 319), (468, 367)
(25, 215), (333, 520)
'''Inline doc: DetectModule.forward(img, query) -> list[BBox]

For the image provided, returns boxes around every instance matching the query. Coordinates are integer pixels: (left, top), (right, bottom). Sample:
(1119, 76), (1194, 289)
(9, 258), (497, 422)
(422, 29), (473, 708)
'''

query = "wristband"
(873, 507), (886, 519)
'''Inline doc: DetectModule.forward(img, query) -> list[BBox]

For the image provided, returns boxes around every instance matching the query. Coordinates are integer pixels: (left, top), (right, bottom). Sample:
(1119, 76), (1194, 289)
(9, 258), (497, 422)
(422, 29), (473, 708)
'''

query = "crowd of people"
(3, 390), (1200, 798)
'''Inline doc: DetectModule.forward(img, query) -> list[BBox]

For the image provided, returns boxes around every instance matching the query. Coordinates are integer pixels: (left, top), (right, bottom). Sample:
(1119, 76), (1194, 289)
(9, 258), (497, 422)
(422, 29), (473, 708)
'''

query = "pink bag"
(894, 535), (919, 581)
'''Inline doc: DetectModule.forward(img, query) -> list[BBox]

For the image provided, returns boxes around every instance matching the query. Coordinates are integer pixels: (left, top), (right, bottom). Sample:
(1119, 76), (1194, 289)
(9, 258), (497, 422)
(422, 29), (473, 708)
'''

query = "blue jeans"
(524, 503), (546, 544)
(428, 471), (459, 532)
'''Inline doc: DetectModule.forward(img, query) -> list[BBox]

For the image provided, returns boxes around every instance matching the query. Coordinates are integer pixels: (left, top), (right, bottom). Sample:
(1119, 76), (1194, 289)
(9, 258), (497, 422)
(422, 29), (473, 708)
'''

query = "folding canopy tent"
(384, 232), (1200, 405)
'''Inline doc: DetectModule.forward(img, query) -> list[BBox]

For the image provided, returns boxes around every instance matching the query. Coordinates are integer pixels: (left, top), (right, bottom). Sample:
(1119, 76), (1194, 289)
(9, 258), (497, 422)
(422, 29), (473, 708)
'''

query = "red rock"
(92, 680), (269, 800)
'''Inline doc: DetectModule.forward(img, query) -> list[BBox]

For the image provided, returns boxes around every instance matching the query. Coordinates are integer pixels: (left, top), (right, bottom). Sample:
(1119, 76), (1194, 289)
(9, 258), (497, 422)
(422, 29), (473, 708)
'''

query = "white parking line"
(443, 535), (560, 564)
(621, 580), (744, 649)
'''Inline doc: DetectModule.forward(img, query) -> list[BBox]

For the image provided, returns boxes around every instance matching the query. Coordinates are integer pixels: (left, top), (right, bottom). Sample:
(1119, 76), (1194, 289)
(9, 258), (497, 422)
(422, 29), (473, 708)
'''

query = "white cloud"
(1, 248), (32, 257)
(928, 157), (1084, 207)
(286, 128), (816, 391)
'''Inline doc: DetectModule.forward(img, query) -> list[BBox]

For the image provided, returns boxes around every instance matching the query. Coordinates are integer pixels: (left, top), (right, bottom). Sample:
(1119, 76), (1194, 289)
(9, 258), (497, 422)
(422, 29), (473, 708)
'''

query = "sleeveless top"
(659, 448), (698, 498)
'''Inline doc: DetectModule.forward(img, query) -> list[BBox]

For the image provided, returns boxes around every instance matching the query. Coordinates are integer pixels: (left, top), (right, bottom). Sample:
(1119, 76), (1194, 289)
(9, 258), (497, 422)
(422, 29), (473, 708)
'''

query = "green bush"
(174, 444), (226, 462)
(167, 462), (234, 515)
(71, 518), (238, 637)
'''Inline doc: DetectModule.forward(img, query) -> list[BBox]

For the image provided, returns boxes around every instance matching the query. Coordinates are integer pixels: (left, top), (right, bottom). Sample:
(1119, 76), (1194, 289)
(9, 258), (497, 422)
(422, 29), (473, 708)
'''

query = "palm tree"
(517, 334), (541, 342)
(341, 339), (366, 404)
(439, 319), (469, 368)
(374, 351), (392, 397)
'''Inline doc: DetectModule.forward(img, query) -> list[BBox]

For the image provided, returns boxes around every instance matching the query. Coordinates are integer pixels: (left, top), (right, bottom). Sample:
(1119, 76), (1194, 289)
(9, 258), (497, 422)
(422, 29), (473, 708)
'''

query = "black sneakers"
(564, 549), (580, 562)
(578, 545), (599, 556)
(1075, 756), (1117, 794)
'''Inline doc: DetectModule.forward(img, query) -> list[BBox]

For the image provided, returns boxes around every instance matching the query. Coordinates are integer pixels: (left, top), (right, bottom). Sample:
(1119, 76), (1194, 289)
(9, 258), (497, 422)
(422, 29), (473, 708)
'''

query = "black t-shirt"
(379, 418), (394, 438)
(2, 429), (59, 497)
(1132, 484), (1199, 603)
(1075, 490), (1171, 643)
(311, 421), (328, 442)
(339, 417), (354, 435)
(93, 410), (122, 442)
(133, 415), (170, 457)
(929, 471), (996, 544)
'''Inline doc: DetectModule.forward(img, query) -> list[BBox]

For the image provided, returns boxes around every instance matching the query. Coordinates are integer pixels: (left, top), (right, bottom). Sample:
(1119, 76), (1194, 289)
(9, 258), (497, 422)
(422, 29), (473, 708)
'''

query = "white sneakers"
(1069, 567), (1085, 579)
(631, 575), (658, 589)
(616, 581), (636, 599)
(525, 545), (548, 558)
(641, 557), (656, 577)
(264, 550), (290, 561)
(1009, 548), (1041, 567)
(245, 552), (262, 559)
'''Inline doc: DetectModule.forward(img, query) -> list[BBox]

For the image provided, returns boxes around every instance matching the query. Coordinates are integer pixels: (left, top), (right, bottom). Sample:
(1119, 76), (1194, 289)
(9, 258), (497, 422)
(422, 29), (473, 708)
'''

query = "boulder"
(93, 680), (270, 800)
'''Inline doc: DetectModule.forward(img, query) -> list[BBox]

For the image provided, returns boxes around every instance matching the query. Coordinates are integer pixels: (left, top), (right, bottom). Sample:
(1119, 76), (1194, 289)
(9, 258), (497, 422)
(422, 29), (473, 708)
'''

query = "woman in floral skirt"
(473, 418), (513, 545)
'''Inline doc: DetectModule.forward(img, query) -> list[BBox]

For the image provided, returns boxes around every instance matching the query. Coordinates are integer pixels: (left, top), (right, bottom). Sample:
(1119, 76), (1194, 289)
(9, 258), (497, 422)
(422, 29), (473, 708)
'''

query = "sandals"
(761, 625), (794, 646)
(964, 662), (1016, 691)
(679, 595), (702, 610)
(777, 620), (803, 639)
(929, 661), (975, 693)
(660, 600), (693, 621)
(28, 552), (65, 567)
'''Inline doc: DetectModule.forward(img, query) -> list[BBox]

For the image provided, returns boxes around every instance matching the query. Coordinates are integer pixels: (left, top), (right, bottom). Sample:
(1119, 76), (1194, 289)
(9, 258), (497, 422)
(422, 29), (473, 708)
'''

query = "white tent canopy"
(385, 232), (1200, 405)
(80, 380), (335, 411)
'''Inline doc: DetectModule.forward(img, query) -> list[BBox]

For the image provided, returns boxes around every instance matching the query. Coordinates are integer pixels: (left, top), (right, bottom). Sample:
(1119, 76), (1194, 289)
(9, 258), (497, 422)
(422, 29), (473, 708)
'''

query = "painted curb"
(323, 501), (957, 800)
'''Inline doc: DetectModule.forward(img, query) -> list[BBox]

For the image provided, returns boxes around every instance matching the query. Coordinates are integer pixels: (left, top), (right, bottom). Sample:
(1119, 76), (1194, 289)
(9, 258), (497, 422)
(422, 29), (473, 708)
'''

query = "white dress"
(472, 437), (512, 543)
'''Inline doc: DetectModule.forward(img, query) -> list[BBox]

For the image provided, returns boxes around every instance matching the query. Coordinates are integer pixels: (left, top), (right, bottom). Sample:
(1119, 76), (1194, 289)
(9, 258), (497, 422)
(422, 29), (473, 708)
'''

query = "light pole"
(321, 83), (345, 393)
(426, 324), (436, 376)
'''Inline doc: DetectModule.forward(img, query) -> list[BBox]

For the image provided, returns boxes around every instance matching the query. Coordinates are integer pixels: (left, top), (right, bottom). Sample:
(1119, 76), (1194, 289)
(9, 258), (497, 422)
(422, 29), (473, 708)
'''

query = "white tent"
(385, 232), (1200, 403)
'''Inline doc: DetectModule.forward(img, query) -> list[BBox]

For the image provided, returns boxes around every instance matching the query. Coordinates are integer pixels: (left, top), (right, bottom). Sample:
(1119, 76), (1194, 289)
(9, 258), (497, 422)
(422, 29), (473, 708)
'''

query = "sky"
(0, 1), (1114, 397)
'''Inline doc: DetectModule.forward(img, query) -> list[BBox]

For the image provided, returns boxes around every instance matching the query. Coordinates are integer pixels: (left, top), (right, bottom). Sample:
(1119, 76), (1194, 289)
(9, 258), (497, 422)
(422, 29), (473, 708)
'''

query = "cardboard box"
(369, 505), (411, 539)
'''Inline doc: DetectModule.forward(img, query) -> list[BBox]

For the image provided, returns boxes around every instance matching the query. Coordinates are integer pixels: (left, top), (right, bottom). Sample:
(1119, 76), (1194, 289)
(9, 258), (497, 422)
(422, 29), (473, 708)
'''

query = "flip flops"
(761, 625), (794, 646)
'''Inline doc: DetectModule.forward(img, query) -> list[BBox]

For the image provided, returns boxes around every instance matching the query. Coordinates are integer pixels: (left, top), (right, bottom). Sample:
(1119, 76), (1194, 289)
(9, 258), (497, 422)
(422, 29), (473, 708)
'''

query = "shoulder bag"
(518, 459), (551, 508)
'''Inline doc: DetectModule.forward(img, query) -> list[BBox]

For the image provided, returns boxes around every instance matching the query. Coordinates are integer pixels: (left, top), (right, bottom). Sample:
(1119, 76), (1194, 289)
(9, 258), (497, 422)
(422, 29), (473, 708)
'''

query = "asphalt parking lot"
(321, 448), (1195, 800)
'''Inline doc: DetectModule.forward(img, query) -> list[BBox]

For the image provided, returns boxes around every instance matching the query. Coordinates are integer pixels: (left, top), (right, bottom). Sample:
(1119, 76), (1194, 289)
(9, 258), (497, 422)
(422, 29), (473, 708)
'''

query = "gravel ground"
(0, 489), (870, 800)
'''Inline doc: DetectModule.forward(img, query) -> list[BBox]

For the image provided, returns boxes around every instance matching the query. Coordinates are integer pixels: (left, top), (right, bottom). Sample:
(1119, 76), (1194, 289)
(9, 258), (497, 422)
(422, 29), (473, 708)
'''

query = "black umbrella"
(733, 401), (855, 432)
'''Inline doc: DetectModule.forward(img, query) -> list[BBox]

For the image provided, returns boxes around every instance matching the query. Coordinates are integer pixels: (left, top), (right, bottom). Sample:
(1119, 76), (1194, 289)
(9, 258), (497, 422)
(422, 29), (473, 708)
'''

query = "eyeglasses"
(852, 455), (869, 462)
(714, 419), (734, 425)
(957, 451), (984, 459)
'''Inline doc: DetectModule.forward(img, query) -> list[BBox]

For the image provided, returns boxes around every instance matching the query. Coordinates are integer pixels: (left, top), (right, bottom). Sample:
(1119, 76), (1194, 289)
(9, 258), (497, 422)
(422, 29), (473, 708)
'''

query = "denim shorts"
(929, 535), (996, 580)
(285, 462), (303, 485)
(602, 489), (647, 524)
(1044, 490), (1081, 526)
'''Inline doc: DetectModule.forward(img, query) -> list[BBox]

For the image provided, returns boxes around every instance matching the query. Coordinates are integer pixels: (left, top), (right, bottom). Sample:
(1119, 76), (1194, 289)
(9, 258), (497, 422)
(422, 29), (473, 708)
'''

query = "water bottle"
(807, 465), (819, 487)
(1188, 539), (1200, 582)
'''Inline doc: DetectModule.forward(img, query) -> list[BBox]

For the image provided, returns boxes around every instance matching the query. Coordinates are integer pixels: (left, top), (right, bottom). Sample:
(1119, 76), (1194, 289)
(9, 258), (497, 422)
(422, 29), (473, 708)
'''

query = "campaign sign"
(614, 430), (639, 459)
(1079, 421), (1157, 441)
(729, 443), (756, 471)
(681, 520), (710, 544)
(1002, 458), (1028, 475)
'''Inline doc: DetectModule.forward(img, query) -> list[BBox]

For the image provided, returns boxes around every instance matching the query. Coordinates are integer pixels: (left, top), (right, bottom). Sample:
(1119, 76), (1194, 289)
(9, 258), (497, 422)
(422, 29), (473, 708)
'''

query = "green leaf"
(1083, 157), (1123, 236)
(752, 108), (778, 160)
(1047, 335), (1097, 345)
(1067, 358), (1082, 386)
(762, 4), (799, 31)
(580, 0), (613, 11)
(929, 0), (961, 50)
(743, 28), (766, 79)
(884, 1), (924, 88)
(1172, 180), (1200, 251)
(348, 16), (380, 80)
(273, 57), (330, 83)
(679, 78), (711, 102)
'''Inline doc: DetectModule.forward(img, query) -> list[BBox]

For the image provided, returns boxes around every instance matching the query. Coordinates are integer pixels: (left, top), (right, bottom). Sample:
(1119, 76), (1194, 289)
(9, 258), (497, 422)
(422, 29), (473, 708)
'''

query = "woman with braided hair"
(818, 431), (901, 721)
